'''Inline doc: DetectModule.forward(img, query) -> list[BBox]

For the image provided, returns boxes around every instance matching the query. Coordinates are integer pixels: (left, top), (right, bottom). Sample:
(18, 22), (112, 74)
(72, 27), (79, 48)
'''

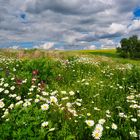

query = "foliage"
(117, 35), (140, 58)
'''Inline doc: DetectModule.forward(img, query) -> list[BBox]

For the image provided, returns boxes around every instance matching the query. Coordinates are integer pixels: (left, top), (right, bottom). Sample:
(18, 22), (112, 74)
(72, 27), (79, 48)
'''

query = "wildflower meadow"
(0, 49), (140, 140)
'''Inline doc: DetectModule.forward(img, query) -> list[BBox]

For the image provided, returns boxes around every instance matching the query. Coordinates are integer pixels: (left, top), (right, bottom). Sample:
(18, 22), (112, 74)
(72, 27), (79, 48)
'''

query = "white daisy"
(41, 104), (49, 110)
(92, 129), (102, 139)
(85, 120), (94, 127)
(111, 123), (117, 130)
(0, 100), (5, 108)
(41, 121), (49, 127)
(130, 131), (137, 137)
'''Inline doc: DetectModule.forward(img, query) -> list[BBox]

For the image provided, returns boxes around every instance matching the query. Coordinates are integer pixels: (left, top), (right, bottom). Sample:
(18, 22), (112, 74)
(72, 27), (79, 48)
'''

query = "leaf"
(66, 135), (75, 140)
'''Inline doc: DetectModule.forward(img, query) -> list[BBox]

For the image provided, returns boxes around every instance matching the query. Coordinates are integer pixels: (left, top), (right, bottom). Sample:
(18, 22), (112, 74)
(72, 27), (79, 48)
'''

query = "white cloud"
(84, 45), (96, 50)
(9, 45), (20, 49)
(101, 44), (115, 49)
(108, 23), (127, 34)
(34, 42), (55, 50)
(100, 39), (114, 45)
(100, 39), (116, 49)
(128, 20), (140, 31)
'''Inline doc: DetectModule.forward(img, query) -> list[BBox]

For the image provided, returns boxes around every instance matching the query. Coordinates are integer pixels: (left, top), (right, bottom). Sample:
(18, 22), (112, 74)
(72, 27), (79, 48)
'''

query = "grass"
(79, 49), (117, 57)
(0, 49), (140, 140)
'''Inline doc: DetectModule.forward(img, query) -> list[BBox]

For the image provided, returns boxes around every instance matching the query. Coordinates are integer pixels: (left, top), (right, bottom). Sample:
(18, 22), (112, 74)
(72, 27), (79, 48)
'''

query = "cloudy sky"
(0, 0), (140, 50)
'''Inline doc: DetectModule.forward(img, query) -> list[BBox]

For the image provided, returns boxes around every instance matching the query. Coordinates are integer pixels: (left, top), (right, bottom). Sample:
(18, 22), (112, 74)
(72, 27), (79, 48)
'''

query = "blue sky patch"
(20, 13), (26, 19)
(133, 7), (140, 17)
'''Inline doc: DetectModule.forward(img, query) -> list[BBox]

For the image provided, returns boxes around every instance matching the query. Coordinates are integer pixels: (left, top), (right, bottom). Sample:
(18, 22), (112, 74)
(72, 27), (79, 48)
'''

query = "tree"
(117, 35), (140, 58)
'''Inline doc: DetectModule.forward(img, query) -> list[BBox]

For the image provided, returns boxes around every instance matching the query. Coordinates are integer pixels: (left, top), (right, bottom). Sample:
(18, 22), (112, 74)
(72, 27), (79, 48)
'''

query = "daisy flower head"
(111, 123), (117, 130)
(0, 88), (4, 92)
(95, 124), (103, 132)
(69, 91), (75, 96)
(41, 121), (48, 127)
(130, 131), (137, 137)
(50, 96), (58, 104)
(10, 86), (15, 90)
(92, 129), (102, 139)
(98, 119), (106, 125)
(35, 98), (40, 103)
(4, 83), (9, 87)
(85, 120), (94, 127)
(41, 104), (49, 110)
(4, 90), (9, 94)
(131, 118), (137, 122)
(0, 100), (5, 108)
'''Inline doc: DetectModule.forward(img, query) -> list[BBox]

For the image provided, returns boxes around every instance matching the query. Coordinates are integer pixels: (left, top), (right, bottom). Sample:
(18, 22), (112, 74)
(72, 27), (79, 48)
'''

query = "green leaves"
(117, 35), (140, 59)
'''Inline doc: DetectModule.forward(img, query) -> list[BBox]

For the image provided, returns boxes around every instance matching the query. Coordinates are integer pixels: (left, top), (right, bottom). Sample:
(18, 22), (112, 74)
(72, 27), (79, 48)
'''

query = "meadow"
(0, 49), (140, 140)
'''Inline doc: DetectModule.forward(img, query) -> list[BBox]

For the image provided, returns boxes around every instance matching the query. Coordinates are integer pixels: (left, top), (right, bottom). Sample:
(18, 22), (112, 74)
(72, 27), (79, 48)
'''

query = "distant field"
(83, 49), (117, 57)
(0, 49), (140, 140)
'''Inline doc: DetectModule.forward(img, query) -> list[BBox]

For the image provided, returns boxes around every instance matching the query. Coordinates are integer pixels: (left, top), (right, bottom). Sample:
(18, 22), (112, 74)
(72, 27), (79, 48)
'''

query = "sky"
(0, 0), (140, 50)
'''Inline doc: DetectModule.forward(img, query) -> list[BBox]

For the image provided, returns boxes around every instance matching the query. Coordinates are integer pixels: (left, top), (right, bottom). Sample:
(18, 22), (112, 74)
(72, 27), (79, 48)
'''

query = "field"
(0, 49), (140, 140)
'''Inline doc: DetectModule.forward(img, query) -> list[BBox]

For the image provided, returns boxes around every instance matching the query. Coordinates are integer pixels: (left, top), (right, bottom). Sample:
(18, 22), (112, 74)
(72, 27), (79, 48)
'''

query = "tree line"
(117, 35), (140, 58)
